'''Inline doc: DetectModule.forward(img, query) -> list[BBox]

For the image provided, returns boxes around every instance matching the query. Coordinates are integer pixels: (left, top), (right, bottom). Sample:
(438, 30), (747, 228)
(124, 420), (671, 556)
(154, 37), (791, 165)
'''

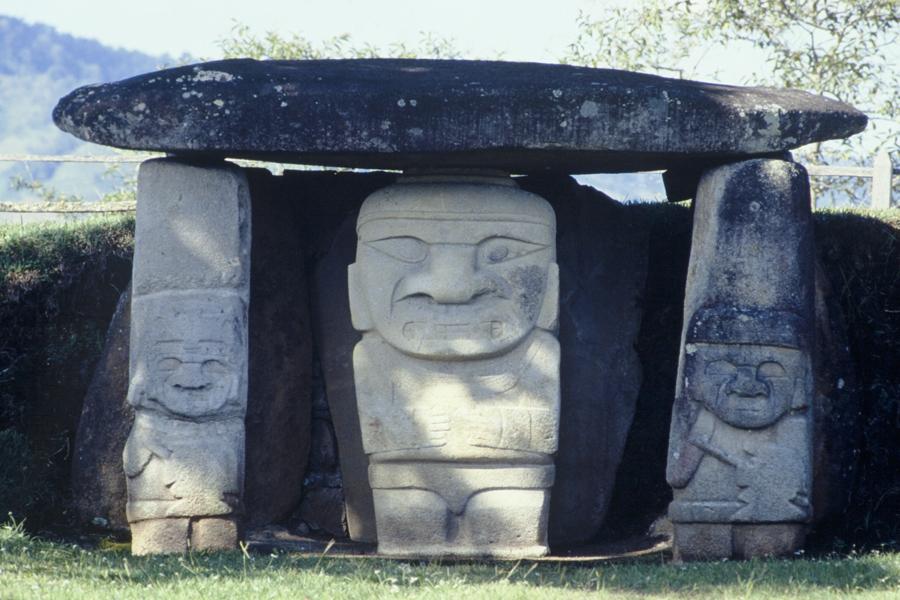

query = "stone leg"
(130, 519), (190, 556)
(732, 524), (805, 559)
(372, 488), (451, 557)
(666, 158), (815, 561)
(124, 158), (251, 555)
(673, 523), (733, 562)
(458, 489), (549, 557)
(191, 518), (241, 552)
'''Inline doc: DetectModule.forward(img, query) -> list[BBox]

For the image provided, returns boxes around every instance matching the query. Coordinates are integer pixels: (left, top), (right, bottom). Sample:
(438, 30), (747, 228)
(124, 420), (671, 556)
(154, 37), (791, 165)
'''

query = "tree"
(218, 22), (462, 61)
(564, 0), (899, 205)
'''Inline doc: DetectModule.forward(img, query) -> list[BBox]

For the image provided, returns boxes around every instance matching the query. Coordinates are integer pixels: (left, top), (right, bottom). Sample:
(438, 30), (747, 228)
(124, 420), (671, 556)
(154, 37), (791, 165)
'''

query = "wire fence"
(0, 150), (896, 216)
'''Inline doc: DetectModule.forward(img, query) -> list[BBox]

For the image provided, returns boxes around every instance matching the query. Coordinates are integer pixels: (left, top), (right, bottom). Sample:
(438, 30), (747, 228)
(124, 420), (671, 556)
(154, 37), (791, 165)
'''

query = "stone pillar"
(124, 158), (251, 555)
(666, 159), (815, 560)
(349, 174), (560, 558)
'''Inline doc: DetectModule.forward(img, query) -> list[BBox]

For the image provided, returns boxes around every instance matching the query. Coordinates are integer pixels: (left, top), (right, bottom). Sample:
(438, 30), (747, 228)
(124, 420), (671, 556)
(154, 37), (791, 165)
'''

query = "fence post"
(871, 150), (893, 209)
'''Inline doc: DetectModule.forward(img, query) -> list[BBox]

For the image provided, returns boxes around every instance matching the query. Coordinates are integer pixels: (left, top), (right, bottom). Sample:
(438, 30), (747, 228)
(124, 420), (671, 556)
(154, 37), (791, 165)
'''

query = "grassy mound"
(0, 216), (133, 526)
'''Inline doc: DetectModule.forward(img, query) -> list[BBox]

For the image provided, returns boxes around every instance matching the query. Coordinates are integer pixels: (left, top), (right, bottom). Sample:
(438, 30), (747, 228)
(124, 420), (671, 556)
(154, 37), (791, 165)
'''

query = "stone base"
(673, 523), (805, 561)
(372, 486), (550, 559)
(130, 517), (239, 555)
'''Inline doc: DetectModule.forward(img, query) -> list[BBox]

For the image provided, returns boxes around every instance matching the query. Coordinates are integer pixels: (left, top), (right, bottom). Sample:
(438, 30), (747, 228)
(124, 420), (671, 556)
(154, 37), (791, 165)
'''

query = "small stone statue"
(124, 294), (247, 554)
(349, 174), (560, 558)
(667, 159), (815, 560)
(122, 159), (251, 555)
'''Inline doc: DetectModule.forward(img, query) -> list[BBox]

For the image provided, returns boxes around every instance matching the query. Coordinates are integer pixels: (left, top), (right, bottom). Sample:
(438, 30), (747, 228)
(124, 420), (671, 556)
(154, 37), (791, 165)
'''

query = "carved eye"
(157, 357), (182, 372)
(758, 361), (787, 378)
(478, 237), (546, 265)
(705, 360), (736, 378)
(202, 360), (229, 376)
(365, 237), (428, 263)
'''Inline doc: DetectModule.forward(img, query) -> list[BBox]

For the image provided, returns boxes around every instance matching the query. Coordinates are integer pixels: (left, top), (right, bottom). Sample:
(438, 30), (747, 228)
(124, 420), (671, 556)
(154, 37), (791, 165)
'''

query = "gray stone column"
(666, 158), (815, 560)
(123, 158), (251, 554)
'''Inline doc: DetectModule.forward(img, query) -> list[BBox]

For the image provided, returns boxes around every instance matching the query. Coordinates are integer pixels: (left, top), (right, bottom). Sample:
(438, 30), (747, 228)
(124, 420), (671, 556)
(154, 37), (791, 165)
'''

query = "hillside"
(0, 16), (169, 202)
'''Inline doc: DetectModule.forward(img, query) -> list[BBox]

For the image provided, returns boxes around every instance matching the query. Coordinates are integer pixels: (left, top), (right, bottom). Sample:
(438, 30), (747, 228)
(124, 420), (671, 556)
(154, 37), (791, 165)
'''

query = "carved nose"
(730, 366), (768, 396)
(400, 245), (491, 304)
(170, 363), (210, 390)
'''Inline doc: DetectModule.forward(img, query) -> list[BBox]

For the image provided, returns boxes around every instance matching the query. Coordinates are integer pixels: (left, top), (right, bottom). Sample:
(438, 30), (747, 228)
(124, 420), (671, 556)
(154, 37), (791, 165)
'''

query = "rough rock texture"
(53, 59), (867, 173)
(666, 159), (816, 560)
(70, 284), (132, 531)
(243, 169), (313, 527)
(124, 159), (251, 555)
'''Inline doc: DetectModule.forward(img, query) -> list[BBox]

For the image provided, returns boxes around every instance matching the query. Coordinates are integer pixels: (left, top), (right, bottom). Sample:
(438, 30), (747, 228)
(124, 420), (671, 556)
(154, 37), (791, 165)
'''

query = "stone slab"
(243, 169), (313, 527)
(71, 284), (132, 531)
(520, 176), (647, 545)
(53, 59), (867, 173)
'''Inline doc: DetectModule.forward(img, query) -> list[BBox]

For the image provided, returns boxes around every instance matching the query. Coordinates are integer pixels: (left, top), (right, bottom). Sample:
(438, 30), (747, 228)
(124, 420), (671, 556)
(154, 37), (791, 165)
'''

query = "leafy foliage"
(564, 0), (899, 204)
(219, 21), (462, 60)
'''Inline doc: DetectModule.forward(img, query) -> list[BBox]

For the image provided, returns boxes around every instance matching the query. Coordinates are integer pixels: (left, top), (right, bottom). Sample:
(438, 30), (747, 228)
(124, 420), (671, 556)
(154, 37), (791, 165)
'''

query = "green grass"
(0, 523), (898, 599)
(0, 215), (133, 296)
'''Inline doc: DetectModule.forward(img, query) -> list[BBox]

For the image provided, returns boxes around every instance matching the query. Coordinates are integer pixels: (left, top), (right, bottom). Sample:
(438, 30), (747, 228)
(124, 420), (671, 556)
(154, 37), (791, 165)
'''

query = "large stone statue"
(667, 159), (815, 560)
(349, 174), (560, 558)
(123, 159), (251, 554)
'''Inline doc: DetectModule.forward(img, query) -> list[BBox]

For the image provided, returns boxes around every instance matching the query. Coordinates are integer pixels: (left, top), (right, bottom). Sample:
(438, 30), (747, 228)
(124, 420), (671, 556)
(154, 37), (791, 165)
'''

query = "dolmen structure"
(53, 59), (866, 560)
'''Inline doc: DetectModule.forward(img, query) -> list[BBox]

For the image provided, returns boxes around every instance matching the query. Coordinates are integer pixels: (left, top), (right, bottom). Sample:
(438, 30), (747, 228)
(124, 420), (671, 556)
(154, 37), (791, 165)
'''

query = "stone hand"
(419, 407), (450, 446)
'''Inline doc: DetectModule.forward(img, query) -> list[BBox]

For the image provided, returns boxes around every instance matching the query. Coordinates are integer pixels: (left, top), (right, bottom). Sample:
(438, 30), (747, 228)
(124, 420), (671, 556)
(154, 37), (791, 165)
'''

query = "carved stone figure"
(349, 174), (560, 557)
(667, 159), (815, 560)
(124, 159), (250, 554)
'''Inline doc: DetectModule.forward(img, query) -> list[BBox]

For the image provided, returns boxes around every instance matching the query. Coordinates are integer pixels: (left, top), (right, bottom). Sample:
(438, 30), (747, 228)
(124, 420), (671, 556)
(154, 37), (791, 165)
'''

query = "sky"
(1, 0), (676, 199)
(0, 0), (601, 63)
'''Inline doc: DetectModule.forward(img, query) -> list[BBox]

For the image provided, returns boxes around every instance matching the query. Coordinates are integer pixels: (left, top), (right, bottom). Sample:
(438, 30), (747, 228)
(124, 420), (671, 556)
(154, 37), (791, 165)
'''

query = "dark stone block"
(71, 284), (133, 531)
(520, 176), (648, 545)
(244, 169), (314, 527)
(53, 59), (866, 173)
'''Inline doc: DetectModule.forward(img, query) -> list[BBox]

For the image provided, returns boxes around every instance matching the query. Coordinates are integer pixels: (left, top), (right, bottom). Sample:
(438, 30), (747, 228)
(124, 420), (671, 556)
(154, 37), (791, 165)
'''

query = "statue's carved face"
(683, 343), (804, 429)
(142, 339), (238, 417)
(353, 185), (556, 359)
(128, 297), (243, 418)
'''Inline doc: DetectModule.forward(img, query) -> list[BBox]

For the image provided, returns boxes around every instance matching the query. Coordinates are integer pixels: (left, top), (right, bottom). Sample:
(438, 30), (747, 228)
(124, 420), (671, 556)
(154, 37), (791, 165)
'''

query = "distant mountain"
(0, 16), (172, 202)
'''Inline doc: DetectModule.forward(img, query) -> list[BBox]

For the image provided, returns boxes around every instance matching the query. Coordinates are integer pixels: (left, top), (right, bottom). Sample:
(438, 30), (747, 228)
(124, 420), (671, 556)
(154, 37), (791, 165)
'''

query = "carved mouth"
(724, 393), (770, 413)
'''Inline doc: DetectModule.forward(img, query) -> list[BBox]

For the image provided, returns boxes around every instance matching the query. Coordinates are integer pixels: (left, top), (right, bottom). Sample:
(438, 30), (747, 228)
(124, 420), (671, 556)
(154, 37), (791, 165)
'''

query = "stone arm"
(359, 405), (450, 455)
(467, 406), (558, 454)
(667, 408), (725, 488)
(123, 424), (173, 480)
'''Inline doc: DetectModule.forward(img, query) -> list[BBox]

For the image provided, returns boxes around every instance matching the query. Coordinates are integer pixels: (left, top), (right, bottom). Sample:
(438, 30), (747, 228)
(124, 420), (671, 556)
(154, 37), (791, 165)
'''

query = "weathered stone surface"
(350, 175), (560, 558)
(53, 59), (867, 174)
(243, 169), (312, 527)
(125, 158), (250, 554)
(71, 284), (132, 531)
(666, 159), (815, 560)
